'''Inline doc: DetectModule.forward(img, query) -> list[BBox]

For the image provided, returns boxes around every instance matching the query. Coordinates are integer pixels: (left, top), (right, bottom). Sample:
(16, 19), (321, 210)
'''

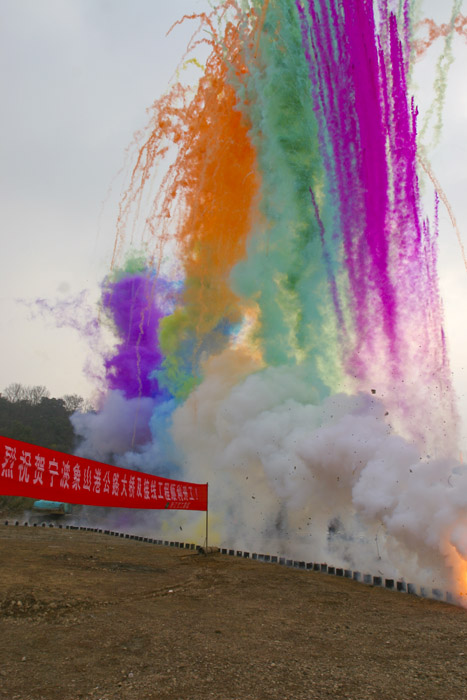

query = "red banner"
(0, 435), (207, 511)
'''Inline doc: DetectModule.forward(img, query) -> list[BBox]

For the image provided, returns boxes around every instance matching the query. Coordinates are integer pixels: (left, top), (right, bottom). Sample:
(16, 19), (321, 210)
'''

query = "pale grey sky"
(0, 0), (466, 445)
(0, 0), (210, 399)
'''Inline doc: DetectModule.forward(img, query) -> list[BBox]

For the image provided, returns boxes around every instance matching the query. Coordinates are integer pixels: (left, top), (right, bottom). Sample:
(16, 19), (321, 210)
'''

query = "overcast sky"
(1, 0), (466, 442)
(0, 0), (210, 400)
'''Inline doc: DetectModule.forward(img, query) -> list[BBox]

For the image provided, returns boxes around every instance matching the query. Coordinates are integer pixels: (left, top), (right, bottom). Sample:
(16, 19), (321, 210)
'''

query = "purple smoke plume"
(102, 274), (172, 400)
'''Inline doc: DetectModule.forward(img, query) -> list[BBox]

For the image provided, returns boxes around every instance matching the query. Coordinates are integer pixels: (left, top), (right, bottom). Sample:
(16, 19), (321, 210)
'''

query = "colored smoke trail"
(101, 266), (174, 400)
(416, 1), (464, 147)
(415, 9), (467, 59)
(295, 0), (458, 452)
(73, 1), (467, 597)
(113, 7), (261, 400)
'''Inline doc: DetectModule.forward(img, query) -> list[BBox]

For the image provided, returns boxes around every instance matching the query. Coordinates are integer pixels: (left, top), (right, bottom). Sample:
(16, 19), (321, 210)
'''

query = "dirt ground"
(1, 524), (467, 700)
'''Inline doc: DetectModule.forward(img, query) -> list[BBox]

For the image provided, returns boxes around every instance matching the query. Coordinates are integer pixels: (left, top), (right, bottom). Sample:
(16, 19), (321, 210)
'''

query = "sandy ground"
(1, 523), (467, 700)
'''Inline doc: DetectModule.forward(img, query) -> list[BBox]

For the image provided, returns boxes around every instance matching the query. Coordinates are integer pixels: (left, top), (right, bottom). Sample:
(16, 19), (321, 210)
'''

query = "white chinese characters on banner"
(19, 451), (31, 483)
(60, 461), (71, 489)
(2, 445), (16, 479)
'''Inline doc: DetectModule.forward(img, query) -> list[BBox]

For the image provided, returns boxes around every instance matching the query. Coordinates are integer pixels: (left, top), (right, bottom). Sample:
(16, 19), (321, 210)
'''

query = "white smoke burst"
(71, 390), (156, 461)
(172, 350), (467, 593)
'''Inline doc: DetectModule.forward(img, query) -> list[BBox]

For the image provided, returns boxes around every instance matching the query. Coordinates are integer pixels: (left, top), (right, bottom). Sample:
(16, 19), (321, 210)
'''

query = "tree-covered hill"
(0, 395), (75, 453)
(0, 384), (89, 513)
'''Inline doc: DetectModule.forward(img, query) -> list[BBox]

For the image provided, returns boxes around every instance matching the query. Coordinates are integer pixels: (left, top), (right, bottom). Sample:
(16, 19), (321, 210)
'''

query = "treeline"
(0, 383), (92, 453)
(0, 384), (93, 513)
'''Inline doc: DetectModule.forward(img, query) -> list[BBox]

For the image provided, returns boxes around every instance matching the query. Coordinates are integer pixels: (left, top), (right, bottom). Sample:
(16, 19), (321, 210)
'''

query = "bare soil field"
(0, 524), (466, 700)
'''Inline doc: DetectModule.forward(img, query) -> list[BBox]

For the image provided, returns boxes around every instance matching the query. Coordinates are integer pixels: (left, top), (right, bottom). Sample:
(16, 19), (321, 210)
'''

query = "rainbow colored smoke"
(107, 0), (456, 454)
(81, 1), (467, 591)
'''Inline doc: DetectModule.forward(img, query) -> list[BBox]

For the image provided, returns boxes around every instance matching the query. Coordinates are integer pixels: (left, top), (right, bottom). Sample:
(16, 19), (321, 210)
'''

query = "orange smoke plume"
(112, 4), (262, 395)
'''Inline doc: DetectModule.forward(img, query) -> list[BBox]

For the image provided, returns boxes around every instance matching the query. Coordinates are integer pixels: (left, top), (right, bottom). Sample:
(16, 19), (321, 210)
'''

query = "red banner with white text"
(0, 435), (207, 511)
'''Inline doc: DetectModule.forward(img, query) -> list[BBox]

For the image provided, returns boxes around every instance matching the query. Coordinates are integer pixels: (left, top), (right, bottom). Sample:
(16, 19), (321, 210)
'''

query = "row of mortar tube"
(1, 520), (457, 606)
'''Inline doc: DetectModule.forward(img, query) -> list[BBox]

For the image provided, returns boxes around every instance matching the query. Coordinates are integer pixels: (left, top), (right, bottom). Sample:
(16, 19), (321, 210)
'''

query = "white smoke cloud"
(70, 391), (201, 540)
(172, 349), (467, 593)
(71, 390), (155, 461)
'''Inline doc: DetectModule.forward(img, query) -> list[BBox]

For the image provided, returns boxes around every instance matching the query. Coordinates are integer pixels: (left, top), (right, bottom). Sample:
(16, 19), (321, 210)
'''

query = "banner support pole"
(205, 482), (209, 550)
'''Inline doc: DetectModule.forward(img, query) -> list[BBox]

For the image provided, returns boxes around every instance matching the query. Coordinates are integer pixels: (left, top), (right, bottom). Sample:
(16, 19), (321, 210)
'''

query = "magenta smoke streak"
(297, 0), (457, 449)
